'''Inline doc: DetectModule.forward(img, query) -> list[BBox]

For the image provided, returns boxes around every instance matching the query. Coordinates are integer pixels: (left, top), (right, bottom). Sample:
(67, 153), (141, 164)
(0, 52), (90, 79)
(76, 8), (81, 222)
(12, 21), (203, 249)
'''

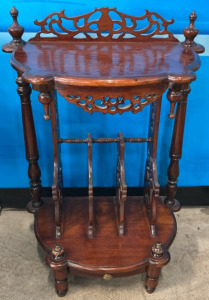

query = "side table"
(2, 7), (204, 296)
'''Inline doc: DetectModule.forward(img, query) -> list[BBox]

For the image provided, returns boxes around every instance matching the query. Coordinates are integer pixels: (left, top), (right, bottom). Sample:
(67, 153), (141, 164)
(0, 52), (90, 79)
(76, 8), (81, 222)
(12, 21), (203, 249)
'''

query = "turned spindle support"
(16, 74), (43, 211)
(116, 132), (127, 236)
(182, 11), (205, 54)
(88, 133), (94, 239)
(165, 84), (191, 211)
(2, 6), (204, 297)
(2, 7), (25, 53)
(49, 90), (63, 239)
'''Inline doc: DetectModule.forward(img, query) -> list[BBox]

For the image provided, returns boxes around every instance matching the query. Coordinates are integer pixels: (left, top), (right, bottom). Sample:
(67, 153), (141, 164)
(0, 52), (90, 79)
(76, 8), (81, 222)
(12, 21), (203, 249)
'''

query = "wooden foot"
(145, 265), (161, 293)
(145, 242), (169, 293)
(40, 197), (174, 296)
(54, 268), (68, 297)
(47, 244), (69, 297)
(164, 198), (181, 212)
(27, 200), (45, 214)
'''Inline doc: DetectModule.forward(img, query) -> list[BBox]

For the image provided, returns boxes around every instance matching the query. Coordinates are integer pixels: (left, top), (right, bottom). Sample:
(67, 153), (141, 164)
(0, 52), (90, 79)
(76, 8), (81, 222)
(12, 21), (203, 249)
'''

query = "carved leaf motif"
(30, 8), (178, 42)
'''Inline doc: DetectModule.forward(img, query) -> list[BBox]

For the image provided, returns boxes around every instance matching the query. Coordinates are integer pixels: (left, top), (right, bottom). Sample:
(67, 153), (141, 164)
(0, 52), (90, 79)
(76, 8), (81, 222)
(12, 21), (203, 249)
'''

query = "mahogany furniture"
(2, 7), (204, 297)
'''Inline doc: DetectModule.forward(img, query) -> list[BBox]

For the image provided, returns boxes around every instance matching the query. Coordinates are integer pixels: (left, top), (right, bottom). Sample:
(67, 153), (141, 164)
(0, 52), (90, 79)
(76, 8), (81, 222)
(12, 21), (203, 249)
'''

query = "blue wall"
(0, 0), (209, 34)
(0, 1), (209, 189)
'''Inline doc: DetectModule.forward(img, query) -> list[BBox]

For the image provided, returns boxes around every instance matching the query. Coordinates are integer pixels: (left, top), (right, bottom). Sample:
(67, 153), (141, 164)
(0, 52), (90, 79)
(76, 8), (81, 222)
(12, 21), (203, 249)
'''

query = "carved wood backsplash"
(29, 8), (178, 42)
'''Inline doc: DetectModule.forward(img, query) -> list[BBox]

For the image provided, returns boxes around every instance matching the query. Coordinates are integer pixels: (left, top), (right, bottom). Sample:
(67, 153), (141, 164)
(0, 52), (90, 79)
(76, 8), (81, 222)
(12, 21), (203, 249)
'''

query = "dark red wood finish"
(2, 7), (25, 53)
(11, 41), (199, 85)
(16, 73), (43, 210)
(38, 197), (174, 285)
(2, 7), (204, 297)
(29, 8), (178, 43)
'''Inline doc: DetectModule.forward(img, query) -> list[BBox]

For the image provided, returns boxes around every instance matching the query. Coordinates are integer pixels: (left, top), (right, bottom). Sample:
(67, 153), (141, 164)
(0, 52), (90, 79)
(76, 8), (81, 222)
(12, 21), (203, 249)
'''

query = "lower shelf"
(34, 196), (176, 278)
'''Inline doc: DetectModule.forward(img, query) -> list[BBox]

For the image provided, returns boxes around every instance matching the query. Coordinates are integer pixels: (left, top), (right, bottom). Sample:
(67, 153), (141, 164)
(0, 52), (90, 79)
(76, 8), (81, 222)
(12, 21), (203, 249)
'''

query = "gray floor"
(0, 207), (209, 300)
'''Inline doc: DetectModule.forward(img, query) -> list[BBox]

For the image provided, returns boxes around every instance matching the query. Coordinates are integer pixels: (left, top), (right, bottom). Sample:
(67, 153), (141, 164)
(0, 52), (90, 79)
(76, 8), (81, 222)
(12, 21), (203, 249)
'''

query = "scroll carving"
(64, 93), (159, 115)
(144, 100), (161, 237)
(30, 8), (178, 42)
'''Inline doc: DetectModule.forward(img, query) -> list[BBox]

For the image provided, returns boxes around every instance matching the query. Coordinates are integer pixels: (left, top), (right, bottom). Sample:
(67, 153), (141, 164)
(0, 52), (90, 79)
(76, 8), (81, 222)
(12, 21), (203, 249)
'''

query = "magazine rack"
(2, 7), (204, 296)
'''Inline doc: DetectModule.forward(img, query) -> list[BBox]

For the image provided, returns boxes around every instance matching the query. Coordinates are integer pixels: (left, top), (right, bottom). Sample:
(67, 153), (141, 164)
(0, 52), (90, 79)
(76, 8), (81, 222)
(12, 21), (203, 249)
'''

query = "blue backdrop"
(0, 1), (209, 189)
(0, 0), (209, 34)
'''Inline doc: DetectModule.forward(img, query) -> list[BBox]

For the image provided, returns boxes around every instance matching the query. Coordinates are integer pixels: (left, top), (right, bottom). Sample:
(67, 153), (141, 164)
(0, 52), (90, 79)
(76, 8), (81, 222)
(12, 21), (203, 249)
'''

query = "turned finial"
(52, 243), (65, 260)
(2, 7), (26, 53)
(182, 11), (205, 54)
(151, 242), (164, 258)
(38, 92), (52, 120)
(167, 83), (182, 119)
(10, 6), (18, 19)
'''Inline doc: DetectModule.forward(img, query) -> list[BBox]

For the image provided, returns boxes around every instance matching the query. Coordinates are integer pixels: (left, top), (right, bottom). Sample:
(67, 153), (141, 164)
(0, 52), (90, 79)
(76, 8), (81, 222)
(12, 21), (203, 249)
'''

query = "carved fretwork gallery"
(2, 7), (204, 297)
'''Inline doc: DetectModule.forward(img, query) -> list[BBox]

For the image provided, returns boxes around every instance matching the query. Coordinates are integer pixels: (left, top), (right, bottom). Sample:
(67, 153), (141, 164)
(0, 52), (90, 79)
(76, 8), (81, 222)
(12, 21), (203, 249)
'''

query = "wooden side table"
(2, 7), (204, 297)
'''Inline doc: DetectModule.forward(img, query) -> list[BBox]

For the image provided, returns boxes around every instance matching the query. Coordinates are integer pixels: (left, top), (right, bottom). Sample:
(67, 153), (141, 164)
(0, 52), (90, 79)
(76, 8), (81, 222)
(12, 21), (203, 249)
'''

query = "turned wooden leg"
(145, 242), (163, 293)
(145, 265), (162, 294)
(145, 242), (170, 293)
(16, 73), (42, 211)
(54, 268), (68, 297)
(165, 84), (191, 211)
(47, 243), (69, 297)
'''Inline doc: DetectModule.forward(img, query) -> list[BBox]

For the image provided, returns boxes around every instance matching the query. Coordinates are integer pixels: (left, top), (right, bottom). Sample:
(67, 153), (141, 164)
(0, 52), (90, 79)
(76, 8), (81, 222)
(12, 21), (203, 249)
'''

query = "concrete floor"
(0, 207), (209, 300)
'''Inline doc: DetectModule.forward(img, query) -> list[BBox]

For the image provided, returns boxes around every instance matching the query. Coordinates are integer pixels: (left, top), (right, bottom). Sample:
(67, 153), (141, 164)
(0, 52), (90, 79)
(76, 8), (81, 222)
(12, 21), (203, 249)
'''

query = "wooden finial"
(2, 7), (26, 53)
(52, 243), (65, 260)
(151, 242), (164, 258)
(167, 83), (182, 119)
(38, 92), (52, 120)
(182, 11), (205, 54)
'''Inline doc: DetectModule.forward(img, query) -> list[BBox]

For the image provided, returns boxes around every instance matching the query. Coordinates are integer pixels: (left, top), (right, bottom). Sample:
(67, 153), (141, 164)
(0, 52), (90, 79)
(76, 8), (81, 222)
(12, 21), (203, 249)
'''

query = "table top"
(11, 40), (200, 87)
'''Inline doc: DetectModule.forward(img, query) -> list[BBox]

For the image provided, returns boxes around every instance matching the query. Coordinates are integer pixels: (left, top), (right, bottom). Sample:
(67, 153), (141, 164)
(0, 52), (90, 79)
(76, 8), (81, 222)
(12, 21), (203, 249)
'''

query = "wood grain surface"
(11, 41), (199, 86)
(35, 196), (176, 276)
